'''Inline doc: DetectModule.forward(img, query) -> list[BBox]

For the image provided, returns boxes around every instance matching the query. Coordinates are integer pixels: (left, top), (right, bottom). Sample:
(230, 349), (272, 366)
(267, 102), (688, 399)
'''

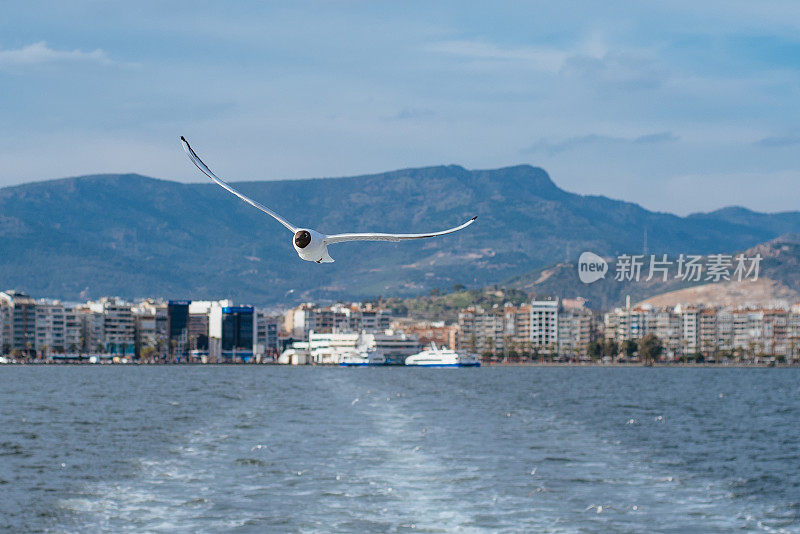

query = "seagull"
(180, 137), (477, 263)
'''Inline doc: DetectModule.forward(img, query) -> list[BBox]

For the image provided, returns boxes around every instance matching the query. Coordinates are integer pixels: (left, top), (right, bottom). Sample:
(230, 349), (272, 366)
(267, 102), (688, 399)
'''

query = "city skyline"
(4, 287), (799, 364)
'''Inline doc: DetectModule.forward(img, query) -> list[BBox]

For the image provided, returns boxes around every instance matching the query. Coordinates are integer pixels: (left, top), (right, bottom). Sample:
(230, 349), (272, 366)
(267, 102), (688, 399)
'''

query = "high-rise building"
(529, 300), (559, 352)
(87, 297), (135, 355)
(221, 306), (255, 361)
(188, 312), (209, 351)
(0, 291), (37, 356)
(255, 311), (279, 356)
(558, 302), (594, 358)
(35, 300), (66, 355)
(167, 300), (190, 355)
(132, 299), (167, 359)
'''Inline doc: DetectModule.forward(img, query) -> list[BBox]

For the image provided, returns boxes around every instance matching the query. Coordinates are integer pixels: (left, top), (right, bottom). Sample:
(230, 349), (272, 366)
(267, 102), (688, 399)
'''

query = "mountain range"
(2, 165), (800, 304)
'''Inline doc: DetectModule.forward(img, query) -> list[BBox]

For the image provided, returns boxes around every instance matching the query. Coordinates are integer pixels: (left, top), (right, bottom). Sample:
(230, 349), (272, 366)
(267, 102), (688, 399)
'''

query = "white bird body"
(180, 136), (476, 263)
(293, 228), (334, 263)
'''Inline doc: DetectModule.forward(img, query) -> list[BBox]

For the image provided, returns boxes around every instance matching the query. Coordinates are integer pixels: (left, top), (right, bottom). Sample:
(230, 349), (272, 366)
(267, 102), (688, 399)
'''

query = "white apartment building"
(457, 305), (505, 354)
(456, 299), (595, 357)
(529, 300), (559, 351)
(558, 304), (594, 358)
(35, 300), (66, 355)
(604, 304), (800, 360)
(87, 297), (135, 355)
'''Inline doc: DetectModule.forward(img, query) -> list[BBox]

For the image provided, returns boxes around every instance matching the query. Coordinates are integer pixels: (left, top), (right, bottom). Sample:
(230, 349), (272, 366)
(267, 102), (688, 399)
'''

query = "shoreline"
(0, 361), (796, 368)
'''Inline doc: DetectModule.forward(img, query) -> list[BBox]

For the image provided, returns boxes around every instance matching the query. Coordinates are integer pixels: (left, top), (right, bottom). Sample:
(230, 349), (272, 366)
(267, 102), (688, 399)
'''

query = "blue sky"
(1, 1), (799, 214)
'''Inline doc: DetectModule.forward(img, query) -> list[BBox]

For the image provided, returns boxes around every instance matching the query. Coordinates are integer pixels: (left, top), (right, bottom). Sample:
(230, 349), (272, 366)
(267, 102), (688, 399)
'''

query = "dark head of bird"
(294, 230), (312, 249)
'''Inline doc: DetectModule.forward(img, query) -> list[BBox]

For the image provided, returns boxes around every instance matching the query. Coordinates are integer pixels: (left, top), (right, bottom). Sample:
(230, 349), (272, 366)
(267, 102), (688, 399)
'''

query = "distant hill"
(2, 166), (800, 304)
(507, 234), (800, 309)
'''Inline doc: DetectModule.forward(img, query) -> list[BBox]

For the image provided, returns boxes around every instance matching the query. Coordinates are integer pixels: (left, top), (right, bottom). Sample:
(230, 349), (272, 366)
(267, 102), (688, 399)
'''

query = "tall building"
(0, 291), (37, 356)
(87, 297), (135, 355)
(529, 300), (559, 352)
(255, 310), (279, 356)
(457, 305), (505, 355)
(132, 299), (167, 359)
(221, 306), (255, 361)
(558, 302), (594, 358)
(188, 312), (209, 351)
(64, 305), (84, 353)
(675, 305), (699, 354)
(35, 300), (66, 355)
(167, 300), (190, 356)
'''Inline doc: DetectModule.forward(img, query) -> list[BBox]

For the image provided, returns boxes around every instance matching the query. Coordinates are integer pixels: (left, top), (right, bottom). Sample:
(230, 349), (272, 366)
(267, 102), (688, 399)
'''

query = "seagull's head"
(294, 230), (311, 249)
(292, 228), (334, 263)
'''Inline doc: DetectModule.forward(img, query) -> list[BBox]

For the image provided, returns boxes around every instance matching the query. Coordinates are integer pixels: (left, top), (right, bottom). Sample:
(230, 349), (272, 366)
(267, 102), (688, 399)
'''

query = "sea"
(1, 366), (799, 533)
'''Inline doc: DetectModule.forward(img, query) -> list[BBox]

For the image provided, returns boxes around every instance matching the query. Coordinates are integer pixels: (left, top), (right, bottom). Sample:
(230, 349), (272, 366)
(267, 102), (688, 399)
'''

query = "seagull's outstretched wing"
(180, 136), (297, 233)
(325, 217), (477, 244)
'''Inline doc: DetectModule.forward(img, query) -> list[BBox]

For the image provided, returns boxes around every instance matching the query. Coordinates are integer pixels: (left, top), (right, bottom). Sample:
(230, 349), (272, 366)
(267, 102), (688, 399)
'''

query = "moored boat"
(405, 344), (480, 367)
(339, 348), (387, 366)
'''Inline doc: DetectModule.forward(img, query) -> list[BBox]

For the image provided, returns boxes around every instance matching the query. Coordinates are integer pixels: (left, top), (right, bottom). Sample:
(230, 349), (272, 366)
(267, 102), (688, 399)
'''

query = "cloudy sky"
(1, 1), (799, 214)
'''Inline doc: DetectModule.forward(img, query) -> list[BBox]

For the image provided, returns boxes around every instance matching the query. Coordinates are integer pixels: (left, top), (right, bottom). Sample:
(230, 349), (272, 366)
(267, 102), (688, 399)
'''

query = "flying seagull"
(180, 136), (477, 263)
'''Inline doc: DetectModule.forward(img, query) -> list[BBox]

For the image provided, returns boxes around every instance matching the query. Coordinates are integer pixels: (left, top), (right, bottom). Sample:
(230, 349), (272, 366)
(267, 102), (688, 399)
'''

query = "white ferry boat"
(405, 344), (480, 367)
(339, 349), (387, 366)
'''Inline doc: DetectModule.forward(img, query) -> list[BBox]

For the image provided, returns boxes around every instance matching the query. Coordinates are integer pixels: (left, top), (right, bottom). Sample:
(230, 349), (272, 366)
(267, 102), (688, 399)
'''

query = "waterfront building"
(305, 331), (360, 364)
(132, 299), (168, 359)
(35, 300), (66, 356)
(87, 297), (135, 355)
(676, 305), (699, 354)
(602, 303), (800, 361)
(191, 299), (233, 360)
(255, 310), (279, 358)
(284, 302), (393, 339)
(167, 300), (190, 356)
(392, 319), (458, 350)
(0, 291), (37, 356)
(456, 299), (597, 359)
(457, 305), (505, 355)
(188, 312), (209, 352)
(558, 302), (595, 359)
(529, 300), (559, 353)
(221, 306), (255, 361)
(63, 305), (84, 353)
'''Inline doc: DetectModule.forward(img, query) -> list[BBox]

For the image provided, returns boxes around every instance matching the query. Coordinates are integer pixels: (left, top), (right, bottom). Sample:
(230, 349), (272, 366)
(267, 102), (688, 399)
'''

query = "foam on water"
(0, 366), (798, 532)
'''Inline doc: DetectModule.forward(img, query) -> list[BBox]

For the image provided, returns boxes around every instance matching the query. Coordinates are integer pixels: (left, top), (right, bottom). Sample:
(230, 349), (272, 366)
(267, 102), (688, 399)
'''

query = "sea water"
(1, 366), (798, 532)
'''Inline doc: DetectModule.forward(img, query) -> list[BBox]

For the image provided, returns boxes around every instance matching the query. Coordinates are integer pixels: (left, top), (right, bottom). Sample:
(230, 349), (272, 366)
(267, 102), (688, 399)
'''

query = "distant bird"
(180, 137), (476, 263)
(585, 504), (620, 514)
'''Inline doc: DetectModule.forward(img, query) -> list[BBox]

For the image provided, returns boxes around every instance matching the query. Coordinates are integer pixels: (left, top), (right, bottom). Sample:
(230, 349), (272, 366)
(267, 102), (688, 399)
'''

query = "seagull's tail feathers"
(319, 247), (334, 263)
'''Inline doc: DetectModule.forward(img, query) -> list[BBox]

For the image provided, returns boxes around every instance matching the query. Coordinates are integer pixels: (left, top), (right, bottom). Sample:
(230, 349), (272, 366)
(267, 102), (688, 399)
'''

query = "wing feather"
(324, 217), (477, 244)
(180, 136), (297, 232)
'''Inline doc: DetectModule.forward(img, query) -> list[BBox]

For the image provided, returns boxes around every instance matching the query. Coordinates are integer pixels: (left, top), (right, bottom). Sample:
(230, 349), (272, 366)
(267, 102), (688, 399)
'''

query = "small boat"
(405, 344), (480, 367)
(339, 348), (387, 366)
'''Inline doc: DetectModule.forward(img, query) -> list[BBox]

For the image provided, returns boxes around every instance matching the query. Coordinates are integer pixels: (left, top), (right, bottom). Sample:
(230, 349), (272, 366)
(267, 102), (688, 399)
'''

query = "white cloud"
(0, 41), (111, 67)
(523, 132), (679, 155)
(427, 39), (569, 72)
